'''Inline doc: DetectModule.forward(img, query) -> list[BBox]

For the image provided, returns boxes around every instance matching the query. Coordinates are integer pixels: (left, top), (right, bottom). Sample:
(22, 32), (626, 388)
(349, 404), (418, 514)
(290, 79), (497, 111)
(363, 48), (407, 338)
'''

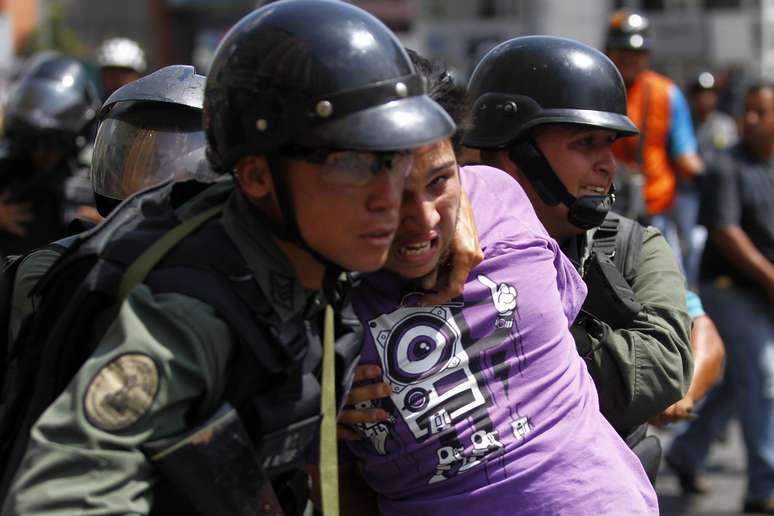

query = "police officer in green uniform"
(462, 36), (692, 480)
(0, 1), (454, 514)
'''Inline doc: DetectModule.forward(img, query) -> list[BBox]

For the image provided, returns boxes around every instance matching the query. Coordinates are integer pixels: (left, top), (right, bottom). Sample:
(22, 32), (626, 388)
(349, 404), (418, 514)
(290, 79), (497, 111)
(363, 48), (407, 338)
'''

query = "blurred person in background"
(689, 71), (739, 163)
(605, 9), (704, 268)
(0, 52), (100, 256)
(667, 81), (774, 514)
(675, 71), (740, 287)
(95, 37), (147, 100)
(65, 37), (148, 227)
(0, 193), (32, 240)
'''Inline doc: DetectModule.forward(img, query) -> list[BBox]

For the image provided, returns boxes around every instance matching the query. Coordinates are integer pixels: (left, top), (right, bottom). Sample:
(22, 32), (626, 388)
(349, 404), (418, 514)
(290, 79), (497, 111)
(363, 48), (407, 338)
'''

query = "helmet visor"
(92, 103), (215, 200)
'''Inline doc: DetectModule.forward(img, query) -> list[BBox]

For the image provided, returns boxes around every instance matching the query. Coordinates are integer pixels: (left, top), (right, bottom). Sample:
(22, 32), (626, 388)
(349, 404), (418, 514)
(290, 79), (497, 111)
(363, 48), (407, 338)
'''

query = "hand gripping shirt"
(347, 165), (658, 516)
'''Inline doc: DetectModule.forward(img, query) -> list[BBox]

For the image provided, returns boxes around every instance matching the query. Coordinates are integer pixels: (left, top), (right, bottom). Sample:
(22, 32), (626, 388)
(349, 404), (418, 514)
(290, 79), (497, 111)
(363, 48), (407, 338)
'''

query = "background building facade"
(0, 0), (767, 112)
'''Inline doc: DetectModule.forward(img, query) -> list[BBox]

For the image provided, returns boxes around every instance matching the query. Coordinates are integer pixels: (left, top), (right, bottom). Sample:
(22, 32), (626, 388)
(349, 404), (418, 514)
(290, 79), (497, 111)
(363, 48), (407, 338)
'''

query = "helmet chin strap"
(263, 156), (346, 301)
(508, 138), (614, 230)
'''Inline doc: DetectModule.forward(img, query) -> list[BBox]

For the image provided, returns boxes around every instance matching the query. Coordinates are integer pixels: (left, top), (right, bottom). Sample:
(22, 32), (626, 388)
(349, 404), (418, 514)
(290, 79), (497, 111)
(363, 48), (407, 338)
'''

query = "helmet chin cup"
(568, 194), (614, 230)
(509, 139), (613, 230)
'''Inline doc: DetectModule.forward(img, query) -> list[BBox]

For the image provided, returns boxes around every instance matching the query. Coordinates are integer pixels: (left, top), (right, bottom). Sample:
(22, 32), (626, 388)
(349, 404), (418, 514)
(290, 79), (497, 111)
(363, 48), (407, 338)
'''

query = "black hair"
(745, 79), (774, 97)
(405, 48), (471, 157)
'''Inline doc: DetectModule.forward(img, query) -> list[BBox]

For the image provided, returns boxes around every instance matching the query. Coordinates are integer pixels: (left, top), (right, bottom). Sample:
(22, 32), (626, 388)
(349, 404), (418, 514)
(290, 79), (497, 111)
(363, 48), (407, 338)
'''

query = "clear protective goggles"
(92, 103), (216, 200)
(285, 146), (414, 187)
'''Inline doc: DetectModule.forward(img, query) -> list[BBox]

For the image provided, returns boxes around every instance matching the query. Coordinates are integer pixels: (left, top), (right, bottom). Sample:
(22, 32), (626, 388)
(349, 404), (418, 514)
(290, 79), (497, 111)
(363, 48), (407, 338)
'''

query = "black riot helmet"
(205, 0), (454, 171)
(3, 51), (100, 156)
(203, 0), (454, 265)
(463, 35), (638, 230)
(91, 65), (217, 216)
(605, 10), (653, 52)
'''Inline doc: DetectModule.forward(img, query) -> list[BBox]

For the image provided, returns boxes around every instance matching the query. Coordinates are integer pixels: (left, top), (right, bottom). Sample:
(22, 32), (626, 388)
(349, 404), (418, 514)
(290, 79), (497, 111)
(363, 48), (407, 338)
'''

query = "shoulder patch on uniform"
(271, 272), (294, 310)
(84, 353), (160, 432)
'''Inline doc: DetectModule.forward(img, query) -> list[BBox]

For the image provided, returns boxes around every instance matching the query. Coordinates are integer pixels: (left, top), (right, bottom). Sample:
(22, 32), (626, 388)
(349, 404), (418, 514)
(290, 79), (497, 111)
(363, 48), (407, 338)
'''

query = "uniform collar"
(220, 186), (320, 323)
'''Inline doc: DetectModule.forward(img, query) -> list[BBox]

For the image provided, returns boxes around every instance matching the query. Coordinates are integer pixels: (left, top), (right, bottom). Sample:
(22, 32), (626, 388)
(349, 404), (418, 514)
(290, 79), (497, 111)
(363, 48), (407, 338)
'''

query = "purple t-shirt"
(347, 165), (658, 515)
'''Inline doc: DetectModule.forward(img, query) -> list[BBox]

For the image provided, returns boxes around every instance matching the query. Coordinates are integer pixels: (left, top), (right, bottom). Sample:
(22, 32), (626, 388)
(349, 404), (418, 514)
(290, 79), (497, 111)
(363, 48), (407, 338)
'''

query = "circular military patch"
(84, 353), (160, 431)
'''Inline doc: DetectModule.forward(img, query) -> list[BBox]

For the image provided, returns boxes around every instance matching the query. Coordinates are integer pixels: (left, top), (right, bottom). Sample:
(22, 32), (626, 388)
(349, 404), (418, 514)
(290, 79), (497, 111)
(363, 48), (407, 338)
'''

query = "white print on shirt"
(368, 304), (487, 443)
(477, 274), (518, 329)
(354, 399), (395, 455)
(364, 292), (531, 485)
(429, 429), (505, 484)
(511, 416), (533, 440)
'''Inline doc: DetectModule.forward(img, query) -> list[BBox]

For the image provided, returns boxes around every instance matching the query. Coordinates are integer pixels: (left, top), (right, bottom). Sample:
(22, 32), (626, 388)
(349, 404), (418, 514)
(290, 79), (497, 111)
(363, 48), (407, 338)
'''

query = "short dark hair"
(406, 48), (471, 156)
(746, 79), (774, 98)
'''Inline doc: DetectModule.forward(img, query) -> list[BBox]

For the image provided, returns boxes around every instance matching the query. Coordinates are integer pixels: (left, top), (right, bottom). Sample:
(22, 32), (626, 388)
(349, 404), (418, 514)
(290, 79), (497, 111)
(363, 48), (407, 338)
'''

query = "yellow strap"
(117, 203), (225, 302)
(319, 304), (340, 516)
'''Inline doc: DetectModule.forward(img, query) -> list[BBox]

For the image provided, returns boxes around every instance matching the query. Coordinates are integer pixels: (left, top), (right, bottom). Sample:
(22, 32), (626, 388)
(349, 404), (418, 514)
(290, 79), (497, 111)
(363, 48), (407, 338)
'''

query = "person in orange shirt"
(605, 10), (704, 255)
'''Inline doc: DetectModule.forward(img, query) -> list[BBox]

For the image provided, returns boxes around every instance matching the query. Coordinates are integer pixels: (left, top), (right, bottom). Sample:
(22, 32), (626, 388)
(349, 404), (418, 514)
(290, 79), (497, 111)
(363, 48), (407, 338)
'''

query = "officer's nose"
(596, 146), (617, 179)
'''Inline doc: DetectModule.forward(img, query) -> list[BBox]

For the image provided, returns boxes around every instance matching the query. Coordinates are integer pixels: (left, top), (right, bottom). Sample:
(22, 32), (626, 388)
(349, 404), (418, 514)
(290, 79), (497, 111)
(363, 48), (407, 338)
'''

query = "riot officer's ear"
(236, 155), (273, 200)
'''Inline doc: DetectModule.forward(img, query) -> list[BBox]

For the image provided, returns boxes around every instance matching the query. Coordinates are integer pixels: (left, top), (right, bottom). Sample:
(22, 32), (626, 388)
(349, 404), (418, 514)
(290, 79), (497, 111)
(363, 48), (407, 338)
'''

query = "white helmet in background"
(96, 37), (146, 73)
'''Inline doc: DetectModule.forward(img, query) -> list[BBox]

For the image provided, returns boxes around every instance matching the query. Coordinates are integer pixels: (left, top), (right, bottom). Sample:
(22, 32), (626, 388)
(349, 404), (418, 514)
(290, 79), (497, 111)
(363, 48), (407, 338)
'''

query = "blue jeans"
(668, 281), (774, 500)
(650, 185), (706, 289)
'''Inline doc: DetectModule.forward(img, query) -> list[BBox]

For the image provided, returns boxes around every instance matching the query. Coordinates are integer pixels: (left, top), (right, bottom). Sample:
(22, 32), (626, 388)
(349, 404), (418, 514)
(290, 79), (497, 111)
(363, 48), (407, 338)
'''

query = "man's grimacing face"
(384, 139), (461, 279)
(526, 124), (618, 239)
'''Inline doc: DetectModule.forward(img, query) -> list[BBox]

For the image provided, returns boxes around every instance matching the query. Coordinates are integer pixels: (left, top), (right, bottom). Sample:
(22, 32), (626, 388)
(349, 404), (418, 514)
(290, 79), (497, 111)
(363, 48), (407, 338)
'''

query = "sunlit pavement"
(655, 420), (752, 515)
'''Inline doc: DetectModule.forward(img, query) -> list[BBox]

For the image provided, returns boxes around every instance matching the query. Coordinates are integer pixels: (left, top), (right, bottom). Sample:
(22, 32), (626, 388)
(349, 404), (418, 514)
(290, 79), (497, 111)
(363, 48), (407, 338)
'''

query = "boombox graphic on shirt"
(368, 301), (487, 442)
(360, 276), (534, 485)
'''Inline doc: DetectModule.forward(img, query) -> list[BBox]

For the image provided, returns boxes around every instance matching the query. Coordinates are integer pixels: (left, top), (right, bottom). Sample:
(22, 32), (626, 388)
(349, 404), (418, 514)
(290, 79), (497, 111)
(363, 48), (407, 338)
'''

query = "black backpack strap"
(590, 212), (644, 281)
(587, 214), (660, 480)
(47, 233), (82, 253)
(0, 253), (27, 390)
(118, 203), (225, 301)
(589, 215), (620, 263)
(581, 212), (644, 329)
